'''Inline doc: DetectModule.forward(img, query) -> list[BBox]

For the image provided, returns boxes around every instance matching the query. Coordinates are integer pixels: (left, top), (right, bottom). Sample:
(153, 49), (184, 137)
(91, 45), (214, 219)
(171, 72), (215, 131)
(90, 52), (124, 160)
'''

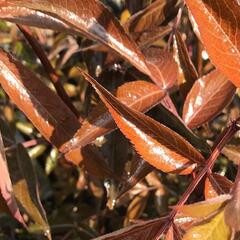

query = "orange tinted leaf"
(7, 0), (162, 84)
(165, 226), (174, 240)
(133, 25), (172, 49)
(79, 69), (205, 174)
(185, 0), (240, 88)
(204, 173), (233, 200)
(125, 0), (178, 33)
(173, 30), (198, 98)
(183, 70), (236, 129)
(0, 1), (76, 33)
(0, 49), (80, 153)
(144, 47), (178, 89)
(75, 80), (165, 148)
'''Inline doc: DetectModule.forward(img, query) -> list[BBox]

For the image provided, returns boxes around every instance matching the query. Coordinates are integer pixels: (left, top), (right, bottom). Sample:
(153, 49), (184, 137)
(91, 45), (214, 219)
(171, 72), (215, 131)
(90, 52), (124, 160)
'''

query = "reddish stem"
(17, 25), (79, 117)
(154, 118), (240, 239)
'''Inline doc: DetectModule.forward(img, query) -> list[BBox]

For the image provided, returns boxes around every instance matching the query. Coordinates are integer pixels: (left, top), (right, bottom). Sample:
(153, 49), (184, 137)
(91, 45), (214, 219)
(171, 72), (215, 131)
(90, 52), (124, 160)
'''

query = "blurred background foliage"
(0, 0), (238, 239)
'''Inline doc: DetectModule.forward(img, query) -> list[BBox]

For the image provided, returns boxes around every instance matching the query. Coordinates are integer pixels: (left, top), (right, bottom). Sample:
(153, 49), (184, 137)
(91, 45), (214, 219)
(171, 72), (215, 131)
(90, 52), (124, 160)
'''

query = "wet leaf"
(79, 69), (205, 174)
(183, 70), (236, 129)
(173, 29), (198, 98)
(183, 210), (231, 240)
(0, 49), (81, 162)
(185, 0), (240, 88)
(75, 80), (165, 148)
(204, 173), (233, 200)
(6, 0), (162, 83)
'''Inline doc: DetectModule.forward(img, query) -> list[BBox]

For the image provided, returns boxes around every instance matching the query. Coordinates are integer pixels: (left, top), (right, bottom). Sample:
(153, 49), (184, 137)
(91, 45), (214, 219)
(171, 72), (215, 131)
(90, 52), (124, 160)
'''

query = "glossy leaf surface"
(125, 0), (178, 33)
(183, 70), (236, 129)
(185, 0), (240, 87)
(0, 2), (76, 34)
(0, 49), (81, 160)
(6, 0), (160, 83)
(144, 47), (178, 89)
(174, 30), (198, 98)
(75, 80), (165, 148)
(79, 70), (205, 174)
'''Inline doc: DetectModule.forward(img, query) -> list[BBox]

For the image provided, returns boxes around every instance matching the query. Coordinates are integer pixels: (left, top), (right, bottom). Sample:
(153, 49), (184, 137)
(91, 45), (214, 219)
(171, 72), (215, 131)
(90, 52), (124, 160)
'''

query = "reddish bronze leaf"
(125, 0), (178, 33)
(6, 0), (163, 84)
(204, 173), (233, 200)
(134, 25), (172, 49)
(97, 217), (166, 240)
(117, 156), (153, 198)
(173, 30), (199, 99)
(185, 0), (240, 87)
(80, 145), (117, 180)
(183, 70), (236, 129)
(144, 47), (178, 89)
(79, 69), (205, 175)
(0, 49), (81, 161)
(126, 0), (148, 15)
(74, 80), (165, 148)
